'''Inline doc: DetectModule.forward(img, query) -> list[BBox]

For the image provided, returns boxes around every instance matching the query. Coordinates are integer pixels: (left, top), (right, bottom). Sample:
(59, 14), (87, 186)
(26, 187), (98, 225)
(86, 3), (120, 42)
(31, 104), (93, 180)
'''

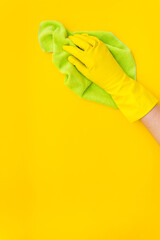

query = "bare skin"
(140, 104), (160, 145)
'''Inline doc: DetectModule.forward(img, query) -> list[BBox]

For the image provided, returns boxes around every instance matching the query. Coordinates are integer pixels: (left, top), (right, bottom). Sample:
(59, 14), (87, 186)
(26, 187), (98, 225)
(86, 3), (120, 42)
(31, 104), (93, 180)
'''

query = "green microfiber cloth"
(38, 20), (136, 108)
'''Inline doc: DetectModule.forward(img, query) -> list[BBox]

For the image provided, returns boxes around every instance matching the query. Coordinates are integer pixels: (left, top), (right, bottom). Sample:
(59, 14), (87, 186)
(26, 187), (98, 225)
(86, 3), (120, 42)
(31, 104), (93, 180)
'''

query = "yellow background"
(0, 0), (160, 239)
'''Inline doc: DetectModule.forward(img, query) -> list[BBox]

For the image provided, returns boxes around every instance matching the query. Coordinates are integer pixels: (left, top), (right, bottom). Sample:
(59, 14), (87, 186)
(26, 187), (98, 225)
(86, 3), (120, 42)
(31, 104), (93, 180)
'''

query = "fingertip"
(68, 55), (71, 61)
(62, 45), (67, 50)
(63, 45), (71, 52)
(68, 56), (74, 64)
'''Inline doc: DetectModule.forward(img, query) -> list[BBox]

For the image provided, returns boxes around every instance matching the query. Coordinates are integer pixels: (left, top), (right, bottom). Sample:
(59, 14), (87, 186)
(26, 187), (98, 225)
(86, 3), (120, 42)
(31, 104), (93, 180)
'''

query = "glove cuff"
(111, 77), (158, 122)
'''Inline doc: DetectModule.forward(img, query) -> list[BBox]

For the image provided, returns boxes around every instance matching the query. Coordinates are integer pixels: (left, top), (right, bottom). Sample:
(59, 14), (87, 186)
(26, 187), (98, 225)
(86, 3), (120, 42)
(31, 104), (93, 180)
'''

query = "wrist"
(103, 73), (131, 97)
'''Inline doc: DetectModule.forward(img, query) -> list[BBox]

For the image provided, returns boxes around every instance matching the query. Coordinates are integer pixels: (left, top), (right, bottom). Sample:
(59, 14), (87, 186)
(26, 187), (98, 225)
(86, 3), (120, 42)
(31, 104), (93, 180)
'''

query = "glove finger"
(69, 35), (91, 51)
(68, 56), (88, 75)
(63, 45), (85, 63)
(80, 34), (99, 47)
(73, 34), (96, 47)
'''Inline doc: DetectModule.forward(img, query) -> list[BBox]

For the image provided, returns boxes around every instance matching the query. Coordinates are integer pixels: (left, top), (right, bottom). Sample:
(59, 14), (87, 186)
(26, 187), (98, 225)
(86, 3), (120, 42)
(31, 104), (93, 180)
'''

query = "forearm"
(140, 104), (160, 145)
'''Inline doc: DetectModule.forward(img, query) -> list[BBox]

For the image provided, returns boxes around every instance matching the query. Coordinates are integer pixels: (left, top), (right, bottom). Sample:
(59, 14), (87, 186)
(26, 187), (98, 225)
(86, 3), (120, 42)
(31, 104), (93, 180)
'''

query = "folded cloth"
(38, 20), (136, 108)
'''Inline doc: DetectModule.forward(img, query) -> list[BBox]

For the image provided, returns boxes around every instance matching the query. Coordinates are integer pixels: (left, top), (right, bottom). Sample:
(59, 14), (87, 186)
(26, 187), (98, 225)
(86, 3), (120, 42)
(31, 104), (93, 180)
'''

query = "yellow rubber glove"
(63, 34), (158, 122)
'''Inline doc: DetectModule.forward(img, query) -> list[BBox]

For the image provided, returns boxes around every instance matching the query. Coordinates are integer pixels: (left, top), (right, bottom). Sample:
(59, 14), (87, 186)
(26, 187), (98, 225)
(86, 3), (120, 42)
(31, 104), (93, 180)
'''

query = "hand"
(63, 34), (158, 123)
(63, 34), (126, 93)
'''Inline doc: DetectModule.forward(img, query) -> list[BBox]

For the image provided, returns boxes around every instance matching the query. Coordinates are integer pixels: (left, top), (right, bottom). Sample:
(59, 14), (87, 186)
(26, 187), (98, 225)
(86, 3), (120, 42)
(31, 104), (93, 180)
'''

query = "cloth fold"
(38, 20), (136, 108)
